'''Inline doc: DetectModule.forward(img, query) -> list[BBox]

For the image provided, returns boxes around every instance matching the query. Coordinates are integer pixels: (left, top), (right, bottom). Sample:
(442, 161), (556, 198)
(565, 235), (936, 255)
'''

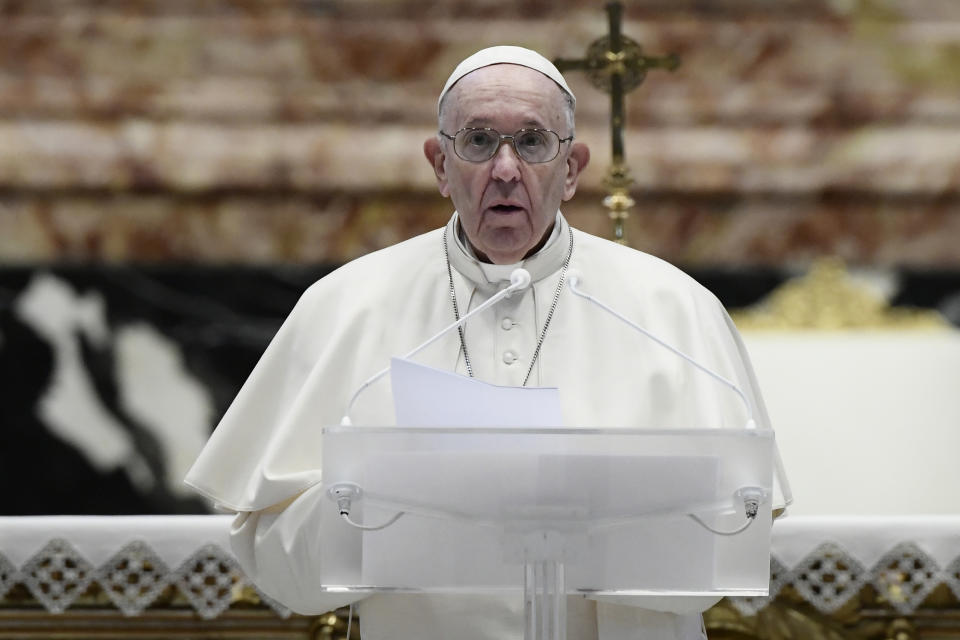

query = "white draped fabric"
(184, 213), (790, 639)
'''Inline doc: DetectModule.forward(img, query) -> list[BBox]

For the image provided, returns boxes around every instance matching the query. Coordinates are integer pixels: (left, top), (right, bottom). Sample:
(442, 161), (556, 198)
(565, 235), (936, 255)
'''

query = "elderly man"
(186, 46), (788, 639)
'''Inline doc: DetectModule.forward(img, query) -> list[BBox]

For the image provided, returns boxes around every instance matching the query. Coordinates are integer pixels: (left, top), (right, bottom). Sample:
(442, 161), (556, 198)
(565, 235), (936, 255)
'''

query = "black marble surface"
(1, 263), (957, 516)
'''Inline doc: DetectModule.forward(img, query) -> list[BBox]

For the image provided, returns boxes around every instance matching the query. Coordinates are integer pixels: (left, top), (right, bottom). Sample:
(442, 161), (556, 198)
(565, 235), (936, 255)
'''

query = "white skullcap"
(438, 45), (576, 113)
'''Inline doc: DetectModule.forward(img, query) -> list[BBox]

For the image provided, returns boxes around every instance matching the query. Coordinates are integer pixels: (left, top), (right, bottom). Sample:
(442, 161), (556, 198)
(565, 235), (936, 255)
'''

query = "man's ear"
(423, 137), (450, 197)
(562, 142), (590, 201)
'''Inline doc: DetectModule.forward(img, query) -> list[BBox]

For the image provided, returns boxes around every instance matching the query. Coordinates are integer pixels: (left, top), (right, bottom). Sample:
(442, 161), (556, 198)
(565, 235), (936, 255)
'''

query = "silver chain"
(443, 226), (574, 387)
(444, 231), (475, 378)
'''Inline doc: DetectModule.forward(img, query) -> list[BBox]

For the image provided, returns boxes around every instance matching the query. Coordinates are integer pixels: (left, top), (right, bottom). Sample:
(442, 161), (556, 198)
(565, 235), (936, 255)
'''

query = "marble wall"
(1, 0), (959, 267)
(3, 0), (960, 514)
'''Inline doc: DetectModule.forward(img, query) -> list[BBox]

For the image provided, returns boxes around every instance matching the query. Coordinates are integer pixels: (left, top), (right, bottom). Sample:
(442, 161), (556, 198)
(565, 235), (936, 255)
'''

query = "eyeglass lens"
(454, 129), (560, 163)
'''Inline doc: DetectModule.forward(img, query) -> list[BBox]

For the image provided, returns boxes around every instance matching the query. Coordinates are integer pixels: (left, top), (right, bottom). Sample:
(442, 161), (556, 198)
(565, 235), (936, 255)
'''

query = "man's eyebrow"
(463, 118), (494, 128)
(462, 118), (549, 129)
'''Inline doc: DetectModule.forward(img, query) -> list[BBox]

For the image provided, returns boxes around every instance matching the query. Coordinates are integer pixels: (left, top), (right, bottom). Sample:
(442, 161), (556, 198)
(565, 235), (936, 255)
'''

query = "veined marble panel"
(5, 122), (960, 196)
(1, 1), (960, 269)
(2, 193), (959, 268)
(3, 14), (960, 128)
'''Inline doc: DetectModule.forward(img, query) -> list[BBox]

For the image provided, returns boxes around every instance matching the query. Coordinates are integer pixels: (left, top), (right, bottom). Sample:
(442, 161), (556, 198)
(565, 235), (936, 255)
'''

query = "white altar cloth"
(0, 515), (250, 618)
(0, 515), (232, 568)
(744, 332), (960, 516)
(1, 515), (958, 618)
(772, 515), (960, 570)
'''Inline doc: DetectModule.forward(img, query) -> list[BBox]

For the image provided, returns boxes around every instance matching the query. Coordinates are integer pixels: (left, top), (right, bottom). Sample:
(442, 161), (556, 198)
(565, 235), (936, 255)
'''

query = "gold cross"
(554, 1), (679, 244)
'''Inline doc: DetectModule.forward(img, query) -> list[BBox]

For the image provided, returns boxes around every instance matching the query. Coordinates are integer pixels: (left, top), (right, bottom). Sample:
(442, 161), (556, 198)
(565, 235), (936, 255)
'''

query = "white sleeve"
(229, 482), (365, 615)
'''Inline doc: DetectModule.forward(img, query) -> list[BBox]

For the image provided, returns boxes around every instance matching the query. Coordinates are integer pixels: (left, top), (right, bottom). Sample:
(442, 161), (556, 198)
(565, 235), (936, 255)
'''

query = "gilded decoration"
(704, 583), (960, 640)
(730, 259), (949, 331)
(553, 1), (679, 244)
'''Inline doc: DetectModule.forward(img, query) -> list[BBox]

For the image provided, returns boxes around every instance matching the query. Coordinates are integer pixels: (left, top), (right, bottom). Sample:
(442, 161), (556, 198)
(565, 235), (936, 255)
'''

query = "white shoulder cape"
(185, 214), (791, 513)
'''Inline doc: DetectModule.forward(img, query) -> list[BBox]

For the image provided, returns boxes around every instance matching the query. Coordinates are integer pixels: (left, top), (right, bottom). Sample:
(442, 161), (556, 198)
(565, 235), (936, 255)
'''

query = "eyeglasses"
(439, 128), (573, 164)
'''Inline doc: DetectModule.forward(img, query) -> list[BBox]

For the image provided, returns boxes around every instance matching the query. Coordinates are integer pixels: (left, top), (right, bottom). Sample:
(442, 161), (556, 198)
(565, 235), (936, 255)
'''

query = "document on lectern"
(390, 357), (563, 427)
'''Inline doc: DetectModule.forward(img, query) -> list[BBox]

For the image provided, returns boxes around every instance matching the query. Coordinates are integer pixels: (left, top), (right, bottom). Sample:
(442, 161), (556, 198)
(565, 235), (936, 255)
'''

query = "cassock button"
(502, 350), (518, 365)
(501, 318), (514, 331)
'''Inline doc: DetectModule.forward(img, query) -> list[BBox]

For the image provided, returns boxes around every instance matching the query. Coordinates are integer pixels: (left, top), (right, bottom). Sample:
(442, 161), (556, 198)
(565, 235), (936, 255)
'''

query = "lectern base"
(524, 561), (566, 640)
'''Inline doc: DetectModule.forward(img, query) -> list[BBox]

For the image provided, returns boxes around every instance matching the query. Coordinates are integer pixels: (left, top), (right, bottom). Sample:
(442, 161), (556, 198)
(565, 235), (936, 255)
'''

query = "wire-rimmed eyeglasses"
(439, 128), (573, 164)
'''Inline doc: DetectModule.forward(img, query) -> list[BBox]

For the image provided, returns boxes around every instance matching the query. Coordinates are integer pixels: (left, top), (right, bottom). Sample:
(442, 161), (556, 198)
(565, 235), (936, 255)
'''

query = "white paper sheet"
(390, 357), (564, 427)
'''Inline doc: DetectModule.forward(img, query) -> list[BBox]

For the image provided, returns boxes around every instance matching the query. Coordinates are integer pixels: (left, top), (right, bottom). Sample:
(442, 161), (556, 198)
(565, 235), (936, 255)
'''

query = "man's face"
(424, 64), (589, 264)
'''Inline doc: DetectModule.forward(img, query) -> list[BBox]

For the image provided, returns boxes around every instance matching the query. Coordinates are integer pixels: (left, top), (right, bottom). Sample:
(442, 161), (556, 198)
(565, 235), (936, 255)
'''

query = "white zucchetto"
(438, 45), (576, 113)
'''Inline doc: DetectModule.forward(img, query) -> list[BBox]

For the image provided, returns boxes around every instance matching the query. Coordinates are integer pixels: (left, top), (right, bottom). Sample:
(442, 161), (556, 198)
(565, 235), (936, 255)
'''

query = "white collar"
(445, 212), (569, 286)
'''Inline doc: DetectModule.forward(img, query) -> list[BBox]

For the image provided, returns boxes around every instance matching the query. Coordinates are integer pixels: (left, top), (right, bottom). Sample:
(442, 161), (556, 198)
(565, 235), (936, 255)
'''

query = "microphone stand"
(566, 271), (756, 429)
(340, 268), (532, 425)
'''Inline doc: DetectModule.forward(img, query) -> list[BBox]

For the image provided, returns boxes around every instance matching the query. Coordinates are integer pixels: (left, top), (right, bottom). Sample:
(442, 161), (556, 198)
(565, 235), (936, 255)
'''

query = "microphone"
(566, 270), (756, 430)
(508, 267), (531, 290)
(340, 268), (532, 425)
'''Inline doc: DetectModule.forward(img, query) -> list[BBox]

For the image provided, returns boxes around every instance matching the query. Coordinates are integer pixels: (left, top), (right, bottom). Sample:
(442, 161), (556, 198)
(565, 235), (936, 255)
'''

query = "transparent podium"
(318, 426), (775, 640)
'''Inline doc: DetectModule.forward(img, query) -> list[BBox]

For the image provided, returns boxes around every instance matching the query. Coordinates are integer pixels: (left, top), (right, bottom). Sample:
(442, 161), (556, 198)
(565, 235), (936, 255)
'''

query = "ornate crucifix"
(554, 1), (679, 244)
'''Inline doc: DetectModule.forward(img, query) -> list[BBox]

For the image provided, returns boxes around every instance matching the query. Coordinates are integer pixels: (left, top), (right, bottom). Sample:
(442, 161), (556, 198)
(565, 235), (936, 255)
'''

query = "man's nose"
(490, 141), (522, 182)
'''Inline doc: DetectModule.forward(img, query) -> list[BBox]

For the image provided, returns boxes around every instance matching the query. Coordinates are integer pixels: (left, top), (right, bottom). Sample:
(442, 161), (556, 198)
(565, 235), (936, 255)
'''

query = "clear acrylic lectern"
(318, 426), (775, 640)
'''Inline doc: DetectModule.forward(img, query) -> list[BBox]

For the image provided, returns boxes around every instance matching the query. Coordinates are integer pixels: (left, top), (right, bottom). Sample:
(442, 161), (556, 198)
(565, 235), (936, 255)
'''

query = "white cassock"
(185, 212), (791, 640)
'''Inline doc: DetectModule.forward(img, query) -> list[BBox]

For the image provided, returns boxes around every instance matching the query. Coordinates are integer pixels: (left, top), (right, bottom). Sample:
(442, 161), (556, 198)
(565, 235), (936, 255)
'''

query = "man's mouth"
(489, 204), (524, 213)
